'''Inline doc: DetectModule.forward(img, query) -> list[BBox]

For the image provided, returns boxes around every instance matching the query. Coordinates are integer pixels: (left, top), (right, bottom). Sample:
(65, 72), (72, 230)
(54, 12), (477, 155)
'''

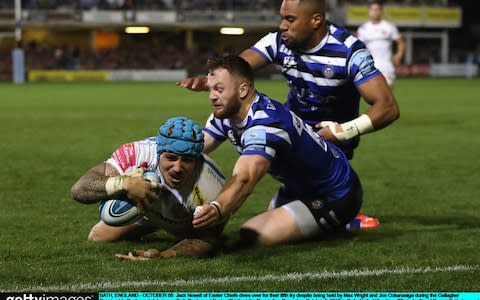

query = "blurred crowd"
(1, 36), (476, 81)
(0, 0), (471, 81)
(0, 41), (201, 79)
(0, 38), (284, 80)
(0, 0), (455, 10)
(0, 0), (280, 10)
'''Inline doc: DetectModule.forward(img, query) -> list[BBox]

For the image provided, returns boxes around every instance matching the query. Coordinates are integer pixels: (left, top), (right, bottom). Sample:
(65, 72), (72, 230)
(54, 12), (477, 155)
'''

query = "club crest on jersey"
(193, 184), (206, 206)
(311, 199), (324, 210)
(265, 99), (276, 110)
(227, 130), (238, 145)
(283, 56), (297, 69)
(322, 65), (335, 79)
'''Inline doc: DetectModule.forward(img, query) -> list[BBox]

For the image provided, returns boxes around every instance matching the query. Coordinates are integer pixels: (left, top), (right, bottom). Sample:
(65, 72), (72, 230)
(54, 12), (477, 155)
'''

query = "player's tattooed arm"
(164, 238), (217, 258)
(115, 238), (218, 260)
(71, 163), (119, 204)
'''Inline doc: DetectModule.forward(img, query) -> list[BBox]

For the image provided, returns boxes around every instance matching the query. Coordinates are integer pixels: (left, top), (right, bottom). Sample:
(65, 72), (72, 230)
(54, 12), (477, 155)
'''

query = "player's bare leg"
(240, 207), (303, 245)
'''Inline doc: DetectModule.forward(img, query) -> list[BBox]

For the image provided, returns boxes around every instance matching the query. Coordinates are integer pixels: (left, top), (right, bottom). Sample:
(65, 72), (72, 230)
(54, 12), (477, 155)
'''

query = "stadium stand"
(0, 0), (475, 81)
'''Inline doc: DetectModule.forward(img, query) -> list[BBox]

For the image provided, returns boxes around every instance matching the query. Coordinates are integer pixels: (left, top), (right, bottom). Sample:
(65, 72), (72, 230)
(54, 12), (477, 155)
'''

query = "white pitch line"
(3, 264), (478, 292)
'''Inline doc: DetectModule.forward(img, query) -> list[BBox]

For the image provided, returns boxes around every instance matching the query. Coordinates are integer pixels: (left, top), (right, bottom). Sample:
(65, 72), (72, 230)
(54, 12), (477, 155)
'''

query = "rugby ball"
(99, 171), (159, 227)
(99, 199), (140, 226)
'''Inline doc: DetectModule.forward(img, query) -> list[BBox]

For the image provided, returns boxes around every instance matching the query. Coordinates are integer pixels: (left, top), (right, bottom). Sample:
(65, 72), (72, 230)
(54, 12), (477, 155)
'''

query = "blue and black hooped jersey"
(251, 22), (381, 151)
(204, 93), (353, 202)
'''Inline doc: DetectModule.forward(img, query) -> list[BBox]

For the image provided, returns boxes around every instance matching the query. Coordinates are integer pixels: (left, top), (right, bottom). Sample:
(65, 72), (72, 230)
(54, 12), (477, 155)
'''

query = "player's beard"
(212, 94), (242, 120)
(282, 32), (311, 51)
(281, 24), (323, 51)
(283, 36), (300, 50)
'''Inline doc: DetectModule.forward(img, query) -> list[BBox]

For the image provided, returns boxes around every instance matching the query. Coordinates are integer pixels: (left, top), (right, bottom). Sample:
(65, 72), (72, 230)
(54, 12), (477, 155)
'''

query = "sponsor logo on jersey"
(227, 130), (238, 145)
(243, 128), (267, 152)
(322, 65), (335, 79)
(311, 199), (324, 210)
(265, 99), (276, 110)
(283, 56), (297, 69)
(193, 184), (207, 206)
(244, 128), (266, 145)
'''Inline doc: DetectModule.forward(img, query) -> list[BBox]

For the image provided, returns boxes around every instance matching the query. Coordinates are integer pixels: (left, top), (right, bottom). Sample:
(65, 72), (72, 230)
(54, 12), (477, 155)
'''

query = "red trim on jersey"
(111, 143), (136, 172)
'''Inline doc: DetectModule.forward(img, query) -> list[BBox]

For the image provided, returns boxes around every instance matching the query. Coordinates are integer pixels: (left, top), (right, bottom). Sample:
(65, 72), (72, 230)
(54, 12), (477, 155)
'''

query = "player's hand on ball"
(192, 203), (220, 228)
(123, 176), (160, 215)
(125, 167), (146, 178)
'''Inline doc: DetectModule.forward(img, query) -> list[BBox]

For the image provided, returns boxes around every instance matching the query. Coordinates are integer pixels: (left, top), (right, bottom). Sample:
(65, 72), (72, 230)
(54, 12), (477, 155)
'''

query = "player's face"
(207, 68), (242, 120)
(279, 0), (317, 50)
(368, 3), (382, 22)
(159, 152), (196, 189)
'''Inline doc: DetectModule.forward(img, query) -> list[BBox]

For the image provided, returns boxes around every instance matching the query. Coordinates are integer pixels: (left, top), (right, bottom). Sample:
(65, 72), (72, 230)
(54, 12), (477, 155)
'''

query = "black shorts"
(272, 170), (362, 233)
(308, 171), (363, 231)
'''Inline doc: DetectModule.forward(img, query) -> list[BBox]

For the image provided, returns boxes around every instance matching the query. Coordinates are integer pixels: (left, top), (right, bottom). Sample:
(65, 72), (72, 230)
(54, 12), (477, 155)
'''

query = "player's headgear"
(156, 116), (204, 157)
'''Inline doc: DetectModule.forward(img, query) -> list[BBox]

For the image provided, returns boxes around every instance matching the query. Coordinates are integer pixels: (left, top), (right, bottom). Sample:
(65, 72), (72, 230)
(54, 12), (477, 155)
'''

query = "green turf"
(0, 79), (478, 292)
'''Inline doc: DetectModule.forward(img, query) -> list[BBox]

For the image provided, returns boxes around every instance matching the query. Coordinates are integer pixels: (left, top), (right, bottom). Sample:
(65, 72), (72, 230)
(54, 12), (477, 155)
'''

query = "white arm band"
(321, 114), (375, 142)
(105, 176), (126, 196)
(340, 114), (374, 138)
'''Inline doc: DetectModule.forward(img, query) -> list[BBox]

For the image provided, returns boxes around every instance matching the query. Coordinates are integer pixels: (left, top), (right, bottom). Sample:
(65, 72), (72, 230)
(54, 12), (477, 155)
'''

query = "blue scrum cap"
(156, 116), (204, 157)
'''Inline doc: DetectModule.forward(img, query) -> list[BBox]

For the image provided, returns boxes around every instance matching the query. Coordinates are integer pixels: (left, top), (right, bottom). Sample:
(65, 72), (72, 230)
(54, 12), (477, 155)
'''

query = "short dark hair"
(207, 55), (254, 85)
(368, 0), (384, 7)
(298, 0), (326, 13)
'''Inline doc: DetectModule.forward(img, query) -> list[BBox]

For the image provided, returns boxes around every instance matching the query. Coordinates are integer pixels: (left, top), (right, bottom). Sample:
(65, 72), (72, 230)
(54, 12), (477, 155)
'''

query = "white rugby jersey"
(105, 137), (226, 236)
(357, 20), (401, 82)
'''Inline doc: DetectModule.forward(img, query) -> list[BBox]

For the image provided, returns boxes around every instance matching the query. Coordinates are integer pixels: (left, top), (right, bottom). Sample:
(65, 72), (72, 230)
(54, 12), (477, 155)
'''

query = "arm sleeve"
(105, 140), (156, 175)
(105, 143), (137, 175)
(249, 32), (279, 64)
(390, 22), (401, 40)
(203, 114), (227, 141)
(241, 125), (291, 161)
(348, 48), (382, 86)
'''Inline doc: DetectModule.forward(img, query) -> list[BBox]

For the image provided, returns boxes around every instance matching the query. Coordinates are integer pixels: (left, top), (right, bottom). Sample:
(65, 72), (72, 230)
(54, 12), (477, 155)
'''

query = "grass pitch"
(0, 79), (478, 292)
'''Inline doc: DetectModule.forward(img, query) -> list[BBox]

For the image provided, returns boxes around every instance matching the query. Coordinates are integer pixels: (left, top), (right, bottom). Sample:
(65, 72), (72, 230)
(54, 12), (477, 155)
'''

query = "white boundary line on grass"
(4, 264), (478, 292)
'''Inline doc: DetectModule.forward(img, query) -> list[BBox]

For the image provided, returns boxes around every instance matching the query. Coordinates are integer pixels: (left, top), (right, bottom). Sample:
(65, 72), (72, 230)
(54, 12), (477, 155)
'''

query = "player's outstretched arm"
(316, 75), (400, 143)
(176, 76), (209, 91)
(115, 238), (217, 260)
(357, 75), (400, 130)
(239, 49), (269, 71)
(202, 131), (224, 155)
(71, 163), (160, 210)
(71, 163), (119, 204)
(176, 49), (267, 92)
(192, 154), (271, 228)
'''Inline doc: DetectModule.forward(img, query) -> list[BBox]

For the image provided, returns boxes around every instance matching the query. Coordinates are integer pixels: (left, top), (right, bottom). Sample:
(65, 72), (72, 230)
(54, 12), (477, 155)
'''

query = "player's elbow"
(384, 95), (400, 124)
(389, 101), (400, 122)
(71, 180), (88, 204)
(70, 181), (82, 202)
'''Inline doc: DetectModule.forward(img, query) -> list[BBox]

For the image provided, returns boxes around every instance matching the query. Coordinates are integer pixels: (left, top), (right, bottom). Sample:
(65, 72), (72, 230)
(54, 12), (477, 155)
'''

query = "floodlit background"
(0, 0), (478, 292)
